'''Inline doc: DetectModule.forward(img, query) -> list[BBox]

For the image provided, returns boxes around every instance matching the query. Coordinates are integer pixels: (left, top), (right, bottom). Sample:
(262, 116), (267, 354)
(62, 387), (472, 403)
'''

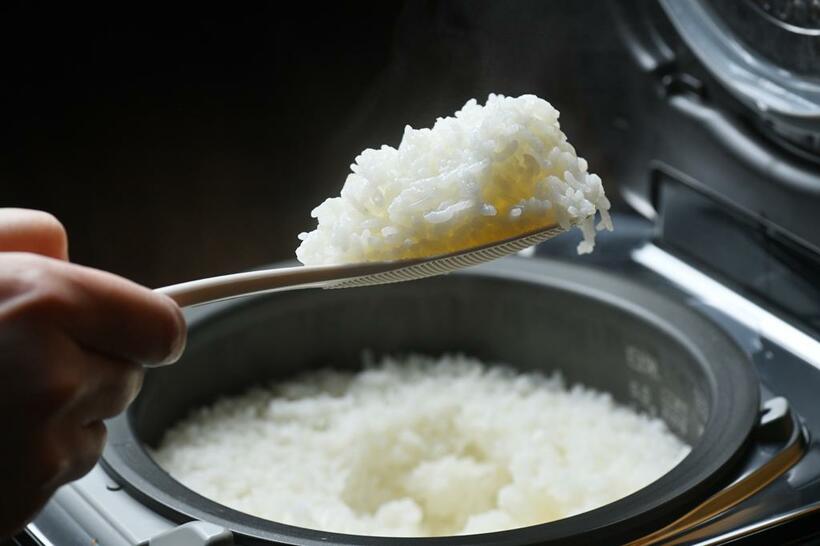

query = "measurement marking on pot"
(629, 379), (655, 412)
(625, 345), (661, 380)
(661, 388), (690, 437)
(693, 387), (709, 427)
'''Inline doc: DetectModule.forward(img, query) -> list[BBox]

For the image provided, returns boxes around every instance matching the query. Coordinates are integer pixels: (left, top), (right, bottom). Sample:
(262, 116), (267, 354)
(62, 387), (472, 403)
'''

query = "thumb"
(0, 208), (69, 260)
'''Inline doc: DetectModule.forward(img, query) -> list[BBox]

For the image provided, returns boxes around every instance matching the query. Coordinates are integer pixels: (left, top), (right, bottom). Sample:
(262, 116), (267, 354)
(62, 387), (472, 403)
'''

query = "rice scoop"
(296, 94), (612, 265)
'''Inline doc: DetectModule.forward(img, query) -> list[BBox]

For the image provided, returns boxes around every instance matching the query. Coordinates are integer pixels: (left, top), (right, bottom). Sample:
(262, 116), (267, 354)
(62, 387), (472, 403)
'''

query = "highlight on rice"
(296, 94), (612, 265)
(154, 354), (689, 537)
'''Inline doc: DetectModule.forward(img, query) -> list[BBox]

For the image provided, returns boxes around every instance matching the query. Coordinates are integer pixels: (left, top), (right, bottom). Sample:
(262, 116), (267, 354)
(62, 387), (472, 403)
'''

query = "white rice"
(154, 354), (689, 537)
(296, 94), (613, 265)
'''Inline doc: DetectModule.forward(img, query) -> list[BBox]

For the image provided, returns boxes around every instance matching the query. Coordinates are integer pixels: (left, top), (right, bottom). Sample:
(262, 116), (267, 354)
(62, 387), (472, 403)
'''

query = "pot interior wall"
(133, 271), (712, 448)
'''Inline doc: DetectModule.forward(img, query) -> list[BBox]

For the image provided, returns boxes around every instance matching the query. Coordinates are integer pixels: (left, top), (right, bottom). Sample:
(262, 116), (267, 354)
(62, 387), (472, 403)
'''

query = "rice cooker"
(17, 0), (820, 544)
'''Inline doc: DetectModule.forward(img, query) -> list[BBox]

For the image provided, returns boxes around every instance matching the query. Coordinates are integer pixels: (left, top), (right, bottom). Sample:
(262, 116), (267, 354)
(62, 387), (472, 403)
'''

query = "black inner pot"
(103, 258), (760, 546)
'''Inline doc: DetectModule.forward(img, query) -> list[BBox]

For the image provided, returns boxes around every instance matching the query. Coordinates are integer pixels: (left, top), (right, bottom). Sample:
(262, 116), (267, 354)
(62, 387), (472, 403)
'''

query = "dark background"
(0, 2), (627, 287)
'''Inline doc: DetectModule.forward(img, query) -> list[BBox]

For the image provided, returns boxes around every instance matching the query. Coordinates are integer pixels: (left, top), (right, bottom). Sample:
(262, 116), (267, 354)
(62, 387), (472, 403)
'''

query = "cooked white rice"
(154, 354), (688, 537)
(296, 94), (612, 265)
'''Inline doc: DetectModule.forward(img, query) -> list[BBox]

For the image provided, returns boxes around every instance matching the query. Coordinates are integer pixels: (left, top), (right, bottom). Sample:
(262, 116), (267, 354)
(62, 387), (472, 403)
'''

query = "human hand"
(0, 208), (186, 537)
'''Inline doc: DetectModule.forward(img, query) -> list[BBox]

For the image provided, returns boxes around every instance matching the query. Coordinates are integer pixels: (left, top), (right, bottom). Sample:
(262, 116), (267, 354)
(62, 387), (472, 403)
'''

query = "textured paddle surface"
(326, 226), (565, 289)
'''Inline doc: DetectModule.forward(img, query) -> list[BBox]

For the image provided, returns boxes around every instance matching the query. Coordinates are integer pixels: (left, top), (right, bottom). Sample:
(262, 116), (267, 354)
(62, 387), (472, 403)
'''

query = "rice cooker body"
(103, 258), (759, 545)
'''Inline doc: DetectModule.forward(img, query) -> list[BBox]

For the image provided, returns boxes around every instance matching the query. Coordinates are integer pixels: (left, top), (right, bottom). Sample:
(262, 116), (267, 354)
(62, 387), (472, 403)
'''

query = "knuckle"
(42, 369), (84, 413)
(37, 446), (69, 487)
(28, 281), (72, 316)
(39, 423), (106, 486)
(100, 364), (143, 417)
(73, 423), (106, 477)
(87, 421), (108, 450)
(5, 262), (72, 318)
(1, 256), (48, 294)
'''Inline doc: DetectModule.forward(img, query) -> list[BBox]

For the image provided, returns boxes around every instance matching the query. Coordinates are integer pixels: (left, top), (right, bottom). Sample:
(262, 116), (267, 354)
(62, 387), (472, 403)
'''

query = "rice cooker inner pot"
(103, 258), (759, 545)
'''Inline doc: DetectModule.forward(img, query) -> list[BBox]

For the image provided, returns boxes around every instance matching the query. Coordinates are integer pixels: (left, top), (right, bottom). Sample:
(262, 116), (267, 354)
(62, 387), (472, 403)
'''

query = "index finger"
(8, 254), (186, 367)
(64, 262), (187, 367)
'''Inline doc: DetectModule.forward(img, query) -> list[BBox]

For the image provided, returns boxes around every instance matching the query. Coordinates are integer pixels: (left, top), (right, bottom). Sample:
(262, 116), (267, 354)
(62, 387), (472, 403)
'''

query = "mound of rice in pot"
(154, 354), (689, 537)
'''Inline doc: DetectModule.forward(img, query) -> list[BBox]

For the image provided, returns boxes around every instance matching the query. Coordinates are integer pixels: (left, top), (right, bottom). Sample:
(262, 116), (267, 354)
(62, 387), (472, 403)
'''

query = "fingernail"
(148, 297), (188, 367)
(128, 369), (145, 404)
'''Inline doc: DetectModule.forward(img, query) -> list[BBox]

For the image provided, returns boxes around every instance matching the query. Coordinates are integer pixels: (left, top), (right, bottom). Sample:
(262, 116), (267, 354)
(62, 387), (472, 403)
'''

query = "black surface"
(2, 537), (38, 546)
(103, 257), (759, 545)
(0, 1), (627, 288)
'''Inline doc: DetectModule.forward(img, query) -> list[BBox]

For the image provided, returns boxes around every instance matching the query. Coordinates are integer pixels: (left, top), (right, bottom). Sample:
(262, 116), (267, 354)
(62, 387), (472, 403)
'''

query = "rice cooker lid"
(102, 259), (761, 546)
